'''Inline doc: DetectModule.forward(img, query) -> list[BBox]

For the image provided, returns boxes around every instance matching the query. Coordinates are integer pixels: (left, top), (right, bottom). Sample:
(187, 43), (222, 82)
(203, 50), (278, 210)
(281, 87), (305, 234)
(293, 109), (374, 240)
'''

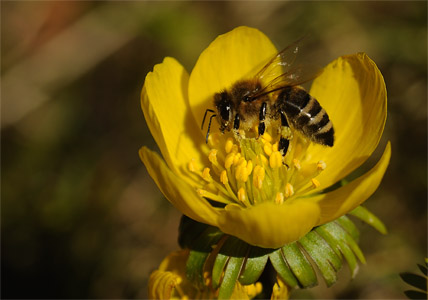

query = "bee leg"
(258, 102), (267, 136)
(279, 112), (290, 156)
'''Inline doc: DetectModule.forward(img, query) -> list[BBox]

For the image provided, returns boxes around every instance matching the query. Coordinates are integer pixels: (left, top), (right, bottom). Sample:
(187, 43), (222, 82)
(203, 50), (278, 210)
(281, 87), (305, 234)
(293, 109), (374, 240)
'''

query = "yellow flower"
(139, 26), (391, 249)
(148, 250), (262, 299)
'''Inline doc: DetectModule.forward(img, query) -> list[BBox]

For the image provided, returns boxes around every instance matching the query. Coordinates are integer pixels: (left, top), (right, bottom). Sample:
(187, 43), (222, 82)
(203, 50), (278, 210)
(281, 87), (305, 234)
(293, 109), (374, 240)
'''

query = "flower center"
(188, 129), (326, 207)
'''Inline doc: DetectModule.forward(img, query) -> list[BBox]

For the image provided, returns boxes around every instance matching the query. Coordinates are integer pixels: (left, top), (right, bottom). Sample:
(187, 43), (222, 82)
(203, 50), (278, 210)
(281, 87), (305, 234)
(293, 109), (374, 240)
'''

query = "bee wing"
(253, 37), (321, 98)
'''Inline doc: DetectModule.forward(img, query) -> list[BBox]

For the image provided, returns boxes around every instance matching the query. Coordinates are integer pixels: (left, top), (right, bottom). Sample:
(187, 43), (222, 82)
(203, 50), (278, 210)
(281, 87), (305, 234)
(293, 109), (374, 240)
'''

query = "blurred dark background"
(1, 2), (426, 299)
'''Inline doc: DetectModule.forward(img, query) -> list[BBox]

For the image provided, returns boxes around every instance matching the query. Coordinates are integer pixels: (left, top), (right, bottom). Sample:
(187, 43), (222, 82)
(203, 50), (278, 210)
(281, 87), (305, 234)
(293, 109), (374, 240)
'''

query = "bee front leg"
(279, 113), (291, 156)
(258, 102), (267, 136)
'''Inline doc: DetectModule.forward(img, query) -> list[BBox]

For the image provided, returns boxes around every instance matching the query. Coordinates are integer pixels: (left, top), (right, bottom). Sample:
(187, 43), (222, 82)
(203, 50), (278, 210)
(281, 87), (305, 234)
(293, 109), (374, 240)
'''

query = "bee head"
(214, 91), (233, 132)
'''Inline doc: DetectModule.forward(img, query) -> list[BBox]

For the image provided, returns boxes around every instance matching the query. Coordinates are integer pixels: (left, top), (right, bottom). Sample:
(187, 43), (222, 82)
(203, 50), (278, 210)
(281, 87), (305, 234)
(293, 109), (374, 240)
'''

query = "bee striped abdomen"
(279, 86), (334, 147)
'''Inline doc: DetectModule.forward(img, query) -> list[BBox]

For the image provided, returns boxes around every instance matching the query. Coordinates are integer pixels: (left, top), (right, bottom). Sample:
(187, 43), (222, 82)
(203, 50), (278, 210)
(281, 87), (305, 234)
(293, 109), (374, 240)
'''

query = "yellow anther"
(208, 133), (221, 148)
(225, 153), (235, 169)
(238, 187), (247, 202)
(188, 158), (198, 172)
(311, 178), (321, 188)
(269, 151), (283, 168)
(317, 160), (326, 171)
(272, 142), (279, 152)
(293, 158), (301, 170)
(175, 277), (183, 285)
(275, 192), (284, 205)
(203, 271), (210, 279)
(202, 167), (211, 181)
(285, 183), (294, 198)
(253, 165), (265, 189)
(208, 149), (218, 164)
(225, 138), (234, 154)
(233, 154), (243, 166)
(262, 132), (273, 143)
(231, 144), (240, 154)
(263, 142), (273, 156)
(220, 170), (228, 185)
(255, 282), (263, 294)
(197, 189), (207, 196)
(235, 162), (249, 182)
(246, 160), (253, 175)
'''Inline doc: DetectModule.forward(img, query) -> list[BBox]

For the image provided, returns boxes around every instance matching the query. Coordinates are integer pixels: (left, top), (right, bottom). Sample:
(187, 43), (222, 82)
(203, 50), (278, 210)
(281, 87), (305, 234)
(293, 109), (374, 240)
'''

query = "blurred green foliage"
(1, 2), (426, 299)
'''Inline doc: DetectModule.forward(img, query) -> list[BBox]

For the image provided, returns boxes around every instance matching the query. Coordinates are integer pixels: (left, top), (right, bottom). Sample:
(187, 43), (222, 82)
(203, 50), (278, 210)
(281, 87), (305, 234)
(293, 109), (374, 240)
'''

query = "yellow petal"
(188, 26), (279, 133)
(139, 146), (219, 226)
(307, 53), (387, 189)
(217, 200), (320, 249)
(313, 141), (391, 225)
(142, 57), (208, 175)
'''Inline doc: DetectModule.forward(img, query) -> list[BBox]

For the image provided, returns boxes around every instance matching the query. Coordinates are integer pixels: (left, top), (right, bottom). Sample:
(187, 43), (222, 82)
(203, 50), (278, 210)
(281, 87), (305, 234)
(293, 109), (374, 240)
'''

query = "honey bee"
(201, 40), (334, 155)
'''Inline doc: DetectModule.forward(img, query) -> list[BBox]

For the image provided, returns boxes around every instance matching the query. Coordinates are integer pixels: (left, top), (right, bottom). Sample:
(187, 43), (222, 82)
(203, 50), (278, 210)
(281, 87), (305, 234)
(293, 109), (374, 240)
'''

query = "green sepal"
(417, 263), (427, 276)
(182, 216), (224, 288)
(335, 215), (360, 241)
(269, 248), (298, 288)
(299, 231), (342, 287)
(316, 222), (360, 277)
(213, 236), (249, 293)
(239, 247), (271, 285)
(282, 242), (318, 288)
(349, 205), (387, 234)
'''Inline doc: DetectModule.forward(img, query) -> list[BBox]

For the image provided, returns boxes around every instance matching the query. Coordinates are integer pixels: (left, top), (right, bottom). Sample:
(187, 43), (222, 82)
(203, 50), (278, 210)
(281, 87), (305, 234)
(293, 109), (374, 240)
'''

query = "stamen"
(202, 167), (212, 182)
(188, 158), (199, 172)
(225, 153), (235, 169)
(285, 183), (294, 198)
(197, 189), (230, 204)
(253, 165), (265, 189)
(235, 160), (249, 182)
(292, 158), (301, 170)
(317, 160), (326, 171)
(262, 132), (273, 143)
(208, 149), (218, 164)
(225, 138), (234, 154)
(246, 160), (253, 175)
(233, 153), (242, 166)
(263, 142), (273, 156)
(269, 151), (283, 169)
(272, 142), (279, 152)
(238, 187), (247, 203)
(208, 133), (221, 148)
(220, 170), (228, 185)
(311, 178), (321, 188)
(275, 192), (284, 204)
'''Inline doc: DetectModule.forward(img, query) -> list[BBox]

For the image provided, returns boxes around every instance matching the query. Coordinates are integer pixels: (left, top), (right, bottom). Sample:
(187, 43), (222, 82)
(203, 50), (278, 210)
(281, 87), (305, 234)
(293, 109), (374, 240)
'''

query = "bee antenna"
(205, 114), (217, 144)
(201, 109), (215, 130)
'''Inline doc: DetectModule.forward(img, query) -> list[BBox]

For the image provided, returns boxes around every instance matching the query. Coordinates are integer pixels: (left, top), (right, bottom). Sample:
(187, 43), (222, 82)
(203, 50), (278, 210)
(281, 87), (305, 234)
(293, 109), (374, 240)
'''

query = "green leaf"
(418, 264), (427, 276)
(400, 272), (427, 292)
(239, 246), (271, 285)
(404, 290), (428, 300)
(299, 231), (342, 287)
(349, 206), (387, 234)
(282, 242), (318, 288)
(269, 248), (298, 288)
